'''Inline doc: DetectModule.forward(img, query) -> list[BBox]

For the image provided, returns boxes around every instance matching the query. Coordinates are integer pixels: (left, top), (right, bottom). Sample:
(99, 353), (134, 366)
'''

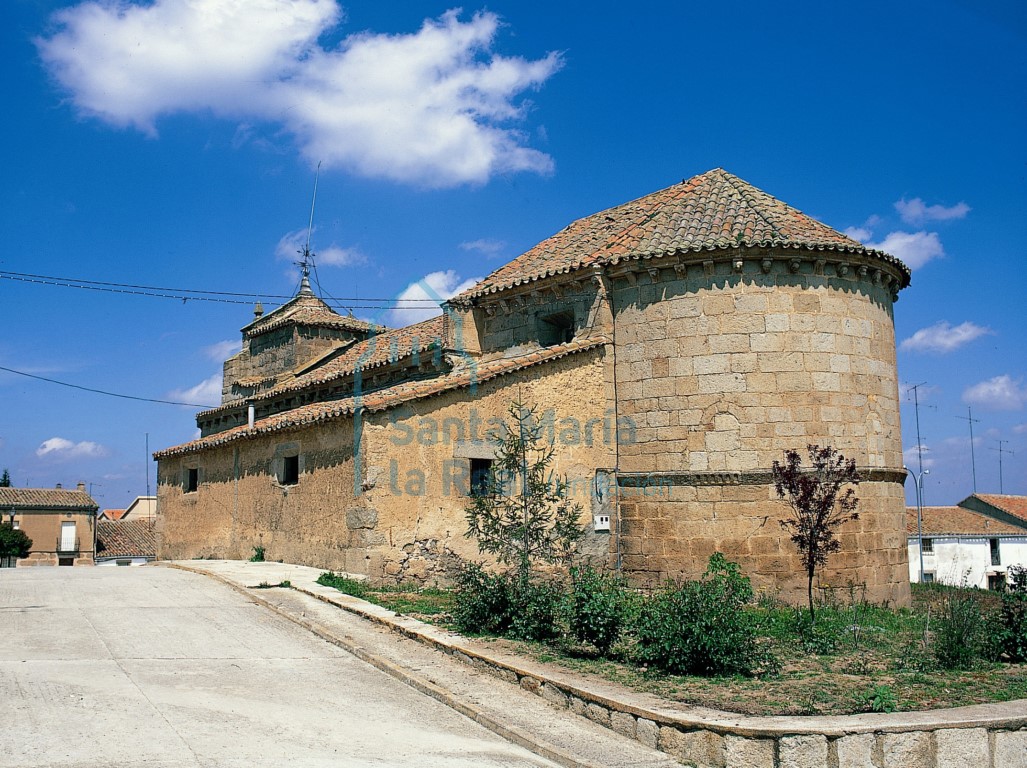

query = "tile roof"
(242, 291), (383, 339)
(0, 487), (98, 510)
(905, 506), (1026, 536)
(100, 509), (127, 521)
(455, 168), (910, 300)
(96, 519), (157, 559)
(200, 315), (447, 418)
(157, 335), (607, 458)
(967, 494), (1027, 524)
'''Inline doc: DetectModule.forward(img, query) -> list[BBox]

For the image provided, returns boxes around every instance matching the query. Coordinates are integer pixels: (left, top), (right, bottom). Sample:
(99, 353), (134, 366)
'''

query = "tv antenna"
(955, 407), (980, 493)
(989, 440), (1015, 494)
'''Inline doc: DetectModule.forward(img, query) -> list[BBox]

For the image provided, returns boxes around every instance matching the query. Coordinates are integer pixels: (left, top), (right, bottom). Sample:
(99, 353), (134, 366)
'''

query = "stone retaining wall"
(302, 583), (1027, 768)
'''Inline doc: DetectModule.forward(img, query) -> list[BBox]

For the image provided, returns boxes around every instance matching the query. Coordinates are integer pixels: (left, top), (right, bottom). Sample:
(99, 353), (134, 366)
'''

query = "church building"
(155, 168), (912, 604)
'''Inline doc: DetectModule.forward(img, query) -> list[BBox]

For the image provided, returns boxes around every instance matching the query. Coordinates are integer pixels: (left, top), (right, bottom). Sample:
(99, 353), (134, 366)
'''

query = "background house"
(907, 494), (1027, 588)
(0, 484), (99, 566)
(96, 518), (156, 566)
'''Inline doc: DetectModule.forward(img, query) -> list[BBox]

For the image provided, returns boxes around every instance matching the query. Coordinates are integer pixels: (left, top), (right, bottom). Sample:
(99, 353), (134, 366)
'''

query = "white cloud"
(1013, 423), (1027, 435)
(460, 238), (507, 258)
(203, 339), (242, 362)
(866, 231), (944, 270)
(168, 373), (223, 407)
(275, 229), (366, 268)
(903, 445), (935, 471)
(963, 375), (1027, 411)
(388, 270), (481, 326)
(894, 198), (970, 224)
(843, 226), (872, 243)
(36, 437), (108, 459)
(37, 2), (561, 187)
(899, 321), (992, 354)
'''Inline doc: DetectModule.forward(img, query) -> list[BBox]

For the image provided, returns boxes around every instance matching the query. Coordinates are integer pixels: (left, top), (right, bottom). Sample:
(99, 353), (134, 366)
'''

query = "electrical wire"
(0, 364), (217, 408)
(0, 269), (440, 309)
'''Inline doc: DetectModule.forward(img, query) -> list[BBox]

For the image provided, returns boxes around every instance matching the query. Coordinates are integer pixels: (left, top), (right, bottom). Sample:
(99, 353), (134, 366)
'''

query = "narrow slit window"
(469, 458), (493, 497)
(281, 455), (300, 486)
(185, 468), (198, 493)
(990, 538), (1001, 566)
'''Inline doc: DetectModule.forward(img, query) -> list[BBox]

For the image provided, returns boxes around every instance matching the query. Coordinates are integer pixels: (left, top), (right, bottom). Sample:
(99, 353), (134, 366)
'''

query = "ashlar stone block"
(724, 735), (774, 768)
(934, 728), (988, 768)
(779, 734), (828, 768)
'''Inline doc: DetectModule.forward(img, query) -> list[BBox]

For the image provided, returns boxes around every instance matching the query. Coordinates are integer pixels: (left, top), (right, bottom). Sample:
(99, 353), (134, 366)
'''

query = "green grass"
(314, 575), (1026, 716)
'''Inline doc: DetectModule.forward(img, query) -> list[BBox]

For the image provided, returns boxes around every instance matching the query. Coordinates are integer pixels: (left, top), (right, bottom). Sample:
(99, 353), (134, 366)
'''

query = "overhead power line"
(0, 364), (217, 409)
(0, 269), (439, 309)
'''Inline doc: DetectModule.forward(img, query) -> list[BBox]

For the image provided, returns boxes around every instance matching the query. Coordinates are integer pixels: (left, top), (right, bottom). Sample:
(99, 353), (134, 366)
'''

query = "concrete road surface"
(0, 566), (560, 768)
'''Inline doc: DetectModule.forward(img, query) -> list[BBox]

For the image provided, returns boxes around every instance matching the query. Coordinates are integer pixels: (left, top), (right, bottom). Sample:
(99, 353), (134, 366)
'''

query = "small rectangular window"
(185, 468), (198, 493)
(988, 573), (1006, 592)
(538, 311), (575, 347)
(990, 538), (1001, 566)
(281, 455), (300, 486)
(921, 538), (933, 554)
(922, 572), (935, 584)
(469, 458), (493, 497)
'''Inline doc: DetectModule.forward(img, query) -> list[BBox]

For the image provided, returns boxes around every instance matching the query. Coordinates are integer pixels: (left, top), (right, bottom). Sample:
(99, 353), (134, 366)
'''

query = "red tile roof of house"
(905, 506), (1026, 536)
(0, 487), (98, 510)
(969, 494), (1027, 524)
(101, 509), (127, 521)
(455, 168), (910, 300)
(157, 335), (607, 458)
(96, 519), (157, 559)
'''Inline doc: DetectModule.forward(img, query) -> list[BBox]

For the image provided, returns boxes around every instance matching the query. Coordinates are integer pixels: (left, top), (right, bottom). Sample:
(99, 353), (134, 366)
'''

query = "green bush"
(854, 684), (897, 713)
(509, 578), (564, 642)
(570, 566), (629, 655)
(791, 606), (843, 655)
(933, 589), (992, 669)
(999, 566), (1027, 662)
(633, 553), (777, 677)
(249, 545), (266, 562)
(453, 563), (514, 635)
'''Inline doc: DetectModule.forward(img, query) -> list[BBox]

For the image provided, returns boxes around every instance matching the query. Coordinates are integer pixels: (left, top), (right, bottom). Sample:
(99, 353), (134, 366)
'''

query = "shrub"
(570, 566), (629, 655)
(633, 553), (777, 677)
(509, 578), (565, 641)
(998, 566), (1027, 662)
(249, 545), (266, 562)
(933, 589), (992, 669)
(792, 606), (843, 655)
(453, 563), (514, 635)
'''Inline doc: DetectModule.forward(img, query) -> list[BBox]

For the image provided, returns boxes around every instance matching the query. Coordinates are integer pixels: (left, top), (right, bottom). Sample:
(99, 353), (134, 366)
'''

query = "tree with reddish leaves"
(772, 445), (861, 622)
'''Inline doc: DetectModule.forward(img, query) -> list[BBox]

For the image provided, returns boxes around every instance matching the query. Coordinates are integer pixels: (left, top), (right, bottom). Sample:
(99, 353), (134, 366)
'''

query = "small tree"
(0, 469), (11, 487)
(0, 523), (32, 565)
(772, 445), (860, 622)
(464, 400), (584, 588)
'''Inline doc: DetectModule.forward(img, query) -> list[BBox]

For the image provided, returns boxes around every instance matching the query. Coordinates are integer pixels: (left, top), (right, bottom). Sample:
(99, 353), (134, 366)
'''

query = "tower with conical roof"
(448, 168), (912, 605)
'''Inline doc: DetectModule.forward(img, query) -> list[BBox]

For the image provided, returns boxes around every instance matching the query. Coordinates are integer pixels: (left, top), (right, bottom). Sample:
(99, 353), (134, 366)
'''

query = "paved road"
(0, 566), (559, 768)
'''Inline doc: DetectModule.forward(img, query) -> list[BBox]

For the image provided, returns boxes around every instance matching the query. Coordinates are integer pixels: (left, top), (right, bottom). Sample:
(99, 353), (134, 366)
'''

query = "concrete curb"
(167, 563), (1027, 768)
(167, 562), (605, 768)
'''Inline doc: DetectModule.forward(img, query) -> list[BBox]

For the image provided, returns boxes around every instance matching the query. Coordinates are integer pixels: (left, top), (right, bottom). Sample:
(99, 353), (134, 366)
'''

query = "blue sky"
(1, 0), (1024, 511)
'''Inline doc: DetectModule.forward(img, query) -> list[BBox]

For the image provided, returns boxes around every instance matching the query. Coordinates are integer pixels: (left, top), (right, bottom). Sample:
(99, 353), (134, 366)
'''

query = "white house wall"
(908, 535), (1027, 588)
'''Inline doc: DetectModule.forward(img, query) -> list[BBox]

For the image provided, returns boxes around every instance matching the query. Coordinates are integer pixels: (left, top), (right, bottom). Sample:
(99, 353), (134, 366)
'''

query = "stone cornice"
(617, 467), (908, 488)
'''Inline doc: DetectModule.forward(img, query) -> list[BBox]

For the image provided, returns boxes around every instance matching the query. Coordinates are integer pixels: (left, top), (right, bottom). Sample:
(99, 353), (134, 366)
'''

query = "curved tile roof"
(457, 168), (909, 299)
(158, 335), (607, 458)
(200, 315), (447, 418)
(243, 292), (383, 338)
(0, 487), (97, 510)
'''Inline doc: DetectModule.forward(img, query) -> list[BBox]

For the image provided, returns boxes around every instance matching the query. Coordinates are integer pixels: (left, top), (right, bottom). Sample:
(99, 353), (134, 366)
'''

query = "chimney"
(77, 482), (86, 492)
(254, 302), (264, 319)
(247, 402), (255, 429)
(55, 482), (62, 489)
